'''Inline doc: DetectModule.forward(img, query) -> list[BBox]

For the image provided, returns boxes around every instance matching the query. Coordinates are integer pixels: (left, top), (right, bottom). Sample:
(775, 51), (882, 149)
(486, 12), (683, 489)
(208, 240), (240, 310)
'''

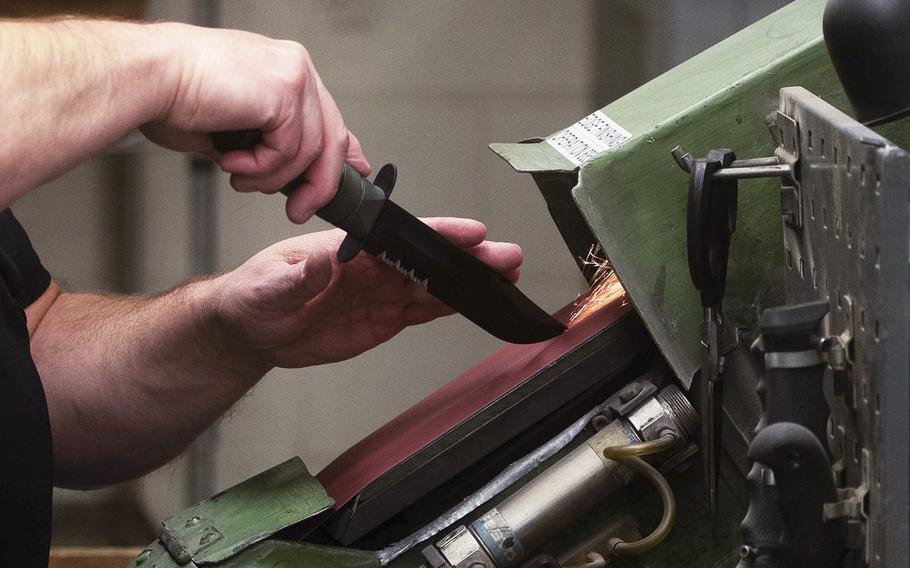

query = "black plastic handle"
(739, 300), (834, 567)
(748, 422), (845, 568)
(737, 462), (786, 567)
(687, 149), (739, 308)
(758, 300), (831, 446)
(761, 364), (829, 449)
(211, 129), (386, 237)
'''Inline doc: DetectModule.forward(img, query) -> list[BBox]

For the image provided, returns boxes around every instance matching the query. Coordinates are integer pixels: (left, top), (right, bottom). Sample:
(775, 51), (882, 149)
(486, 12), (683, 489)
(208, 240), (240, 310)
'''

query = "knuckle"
(268, 42), (313, 96)
(285, 42), (313, 79)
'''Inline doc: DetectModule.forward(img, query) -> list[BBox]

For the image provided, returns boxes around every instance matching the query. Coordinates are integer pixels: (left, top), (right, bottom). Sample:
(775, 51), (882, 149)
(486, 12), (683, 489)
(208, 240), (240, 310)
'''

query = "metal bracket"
(823, 448), (872, 556)
(602, 380), (658, 420)
(819, 326), (855, 400)
(773, 110), (804, 228)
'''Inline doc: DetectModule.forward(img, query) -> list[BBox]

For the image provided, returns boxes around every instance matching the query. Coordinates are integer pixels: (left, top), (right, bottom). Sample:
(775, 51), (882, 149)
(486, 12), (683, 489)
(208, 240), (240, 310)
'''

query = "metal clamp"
(672, 142), (801, 228)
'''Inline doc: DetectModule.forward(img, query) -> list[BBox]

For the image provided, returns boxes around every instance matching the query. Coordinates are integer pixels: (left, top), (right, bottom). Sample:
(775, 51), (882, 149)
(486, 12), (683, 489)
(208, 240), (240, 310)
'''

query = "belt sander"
(130, 1), (909, 567)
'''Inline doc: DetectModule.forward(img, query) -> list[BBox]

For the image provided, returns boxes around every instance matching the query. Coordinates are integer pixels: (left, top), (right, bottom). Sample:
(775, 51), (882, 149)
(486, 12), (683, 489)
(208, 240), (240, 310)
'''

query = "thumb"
(267, 251), (334, 310)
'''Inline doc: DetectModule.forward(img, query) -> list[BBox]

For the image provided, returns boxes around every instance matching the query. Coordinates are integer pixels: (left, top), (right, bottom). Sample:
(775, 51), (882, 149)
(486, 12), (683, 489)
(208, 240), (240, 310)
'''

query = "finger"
(466, 241), (523, 273)
(227, 71), (326, 194)
(285, 74), (351, 223)
(217, 112), (302, 185)
(422, 217), (487, 248)
(503, 267), (521, 284)
(345, 132), (371, 177)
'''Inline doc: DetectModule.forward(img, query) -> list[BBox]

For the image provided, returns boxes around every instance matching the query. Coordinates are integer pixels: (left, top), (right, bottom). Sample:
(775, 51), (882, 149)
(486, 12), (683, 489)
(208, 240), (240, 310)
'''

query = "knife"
(211, 130), (566, 344)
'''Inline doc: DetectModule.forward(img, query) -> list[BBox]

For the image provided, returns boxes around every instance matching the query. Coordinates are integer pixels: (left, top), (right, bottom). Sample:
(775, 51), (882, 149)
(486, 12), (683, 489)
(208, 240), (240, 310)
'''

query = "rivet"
(185, 516), (201, 528)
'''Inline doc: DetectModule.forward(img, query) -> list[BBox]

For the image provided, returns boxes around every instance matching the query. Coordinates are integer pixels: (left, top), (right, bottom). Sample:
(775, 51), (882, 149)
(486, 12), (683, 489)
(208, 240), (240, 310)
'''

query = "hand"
(141, 23), (369, 223)
(209, 218), (523, 368)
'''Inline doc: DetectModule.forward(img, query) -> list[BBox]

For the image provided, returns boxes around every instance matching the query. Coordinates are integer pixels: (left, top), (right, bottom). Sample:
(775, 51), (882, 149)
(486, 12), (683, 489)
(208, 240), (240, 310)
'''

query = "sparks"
(569, 245), (627, 325)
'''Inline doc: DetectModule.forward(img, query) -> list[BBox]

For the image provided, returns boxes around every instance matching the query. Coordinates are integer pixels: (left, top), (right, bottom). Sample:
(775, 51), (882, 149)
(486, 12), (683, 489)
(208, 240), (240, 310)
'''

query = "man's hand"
(210, 218), (522, 368)
(142, 23), (369, 223)
(0, 19), (367, 222)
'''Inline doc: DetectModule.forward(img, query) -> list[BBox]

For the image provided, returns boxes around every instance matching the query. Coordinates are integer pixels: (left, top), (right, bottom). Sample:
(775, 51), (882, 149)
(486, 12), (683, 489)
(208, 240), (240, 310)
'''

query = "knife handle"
(211, 129), (386, 236)
(747, 422), (844, 568)
(739, 300), (833, 567)
(737, 462), (786, 567)
(758, 300), (831, 448)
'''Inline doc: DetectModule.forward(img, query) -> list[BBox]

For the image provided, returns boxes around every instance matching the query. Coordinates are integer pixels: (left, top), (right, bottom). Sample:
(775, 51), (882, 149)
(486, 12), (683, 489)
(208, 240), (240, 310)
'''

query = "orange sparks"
(569, 246), (627, 325)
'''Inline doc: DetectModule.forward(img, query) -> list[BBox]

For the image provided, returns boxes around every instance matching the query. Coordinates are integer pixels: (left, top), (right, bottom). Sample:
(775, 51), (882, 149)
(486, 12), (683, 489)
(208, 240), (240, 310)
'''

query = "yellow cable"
(601, 430), (678, 459)
(601, 431), (678, 556)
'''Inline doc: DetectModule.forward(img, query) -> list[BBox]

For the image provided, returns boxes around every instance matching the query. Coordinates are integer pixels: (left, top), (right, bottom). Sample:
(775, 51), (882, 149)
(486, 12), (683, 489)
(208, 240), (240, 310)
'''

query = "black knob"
(824, 0), (910, 125)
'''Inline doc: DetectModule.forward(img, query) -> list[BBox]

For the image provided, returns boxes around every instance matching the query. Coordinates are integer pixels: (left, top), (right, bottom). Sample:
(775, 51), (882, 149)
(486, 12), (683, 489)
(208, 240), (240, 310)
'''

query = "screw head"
(739, 545), (757, 559)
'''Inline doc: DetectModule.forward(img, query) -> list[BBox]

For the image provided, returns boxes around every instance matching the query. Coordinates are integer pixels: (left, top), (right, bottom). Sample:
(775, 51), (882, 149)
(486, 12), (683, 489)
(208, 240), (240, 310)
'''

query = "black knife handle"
(761, 364), (829, 450)
(748, 422), (845, 568)
(758, 300), (831, 447)
(738, 462), (786, 567)
(211, 129), (386, 236)
(739, 300), (833, 567)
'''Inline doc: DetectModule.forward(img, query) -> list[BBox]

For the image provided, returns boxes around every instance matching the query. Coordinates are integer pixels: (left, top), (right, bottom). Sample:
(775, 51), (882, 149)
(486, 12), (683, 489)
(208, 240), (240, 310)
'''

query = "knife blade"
(211, 130), (566, 344)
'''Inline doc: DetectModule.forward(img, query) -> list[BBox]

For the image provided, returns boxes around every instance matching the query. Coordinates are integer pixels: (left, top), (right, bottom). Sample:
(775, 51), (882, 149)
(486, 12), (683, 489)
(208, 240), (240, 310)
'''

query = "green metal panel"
(158, 457), (334, 565)
(492, 0), (851, 384)
(490, 139), (575, 174)
(129, 540), (181, 568)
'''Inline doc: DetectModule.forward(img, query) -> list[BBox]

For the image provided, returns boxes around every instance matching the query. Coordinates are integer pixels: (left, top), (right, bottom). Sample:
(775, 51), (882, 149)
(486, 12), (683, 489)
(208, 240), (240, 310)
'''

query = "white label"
(546, 110), (632, 167)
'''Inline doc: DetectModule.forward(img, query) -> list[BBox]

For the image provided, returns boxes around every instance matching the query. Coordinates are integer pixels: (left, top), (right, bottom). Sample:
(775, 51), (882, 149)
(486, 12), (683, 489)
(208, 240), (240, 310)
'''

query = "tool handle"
(739, 300), (833, 567)
(748, 422), (844, 568)
(762, 364), (829, 448)
(738, 462), (787, 567)
(211, 129), (385, 236)
(758, 300), (832, 448)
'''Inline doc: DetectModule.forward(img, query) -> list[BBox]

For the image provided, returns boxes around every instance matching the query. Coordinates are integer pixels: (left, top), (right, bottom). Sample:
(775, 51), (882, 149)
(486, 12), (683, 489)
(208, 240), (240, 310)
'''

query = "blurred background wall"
(4, 0), (790, 548)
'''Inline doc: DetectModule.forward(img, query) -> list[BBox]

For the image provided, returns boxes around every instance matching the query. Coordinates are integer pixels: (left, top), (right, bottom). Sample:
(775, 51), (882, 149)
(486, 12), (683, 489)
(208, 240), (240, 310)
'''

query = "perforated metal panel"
(774, 87), (909, 567)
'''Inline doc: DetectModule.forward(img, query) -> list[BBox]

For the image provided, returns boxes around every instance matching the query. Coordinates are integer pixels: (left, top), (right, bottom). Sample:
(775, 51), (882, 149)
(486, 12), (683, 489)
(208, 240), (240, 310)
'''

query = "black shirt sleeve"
(0, 208), (53, 566)
(0, 209), (51, 308)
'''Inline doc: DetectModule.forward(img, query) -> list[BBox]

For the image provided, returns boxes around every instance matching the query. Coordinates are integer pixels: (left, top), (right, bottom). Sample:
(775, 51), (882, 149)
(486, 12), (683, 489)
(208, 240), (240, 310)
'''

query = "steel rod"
(712, 164), (792, 180)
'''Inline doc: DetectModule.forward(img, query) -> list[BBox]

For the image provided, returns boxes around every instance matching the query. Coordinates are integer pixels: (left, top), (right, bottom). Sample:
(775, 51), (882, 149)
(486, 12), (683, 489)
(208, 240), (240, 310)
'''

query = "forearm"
(0, 18), (175, 206)
(31, 282), (270, 488)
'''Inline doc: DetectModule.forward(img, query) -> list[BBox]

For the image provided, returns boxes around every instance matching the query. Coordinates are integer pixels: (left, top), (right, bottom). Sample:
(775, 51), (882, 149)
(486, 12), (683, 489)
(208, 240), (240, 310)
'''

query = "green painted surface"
(574, 0), (850, 383)
(493, 0), (851, 383)
(218, 540), (379, 568)
(159, 457), (334, 565)
(127, 540), (181, 568)
(489, 139), (575, 173)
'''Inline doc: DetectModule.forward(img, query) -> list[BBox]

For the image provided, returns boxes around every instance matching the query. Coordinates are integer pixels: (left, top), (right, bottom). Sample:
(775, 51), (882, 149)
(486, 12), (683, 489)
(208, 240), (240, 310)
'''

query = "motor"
(420, 384), (698, 568)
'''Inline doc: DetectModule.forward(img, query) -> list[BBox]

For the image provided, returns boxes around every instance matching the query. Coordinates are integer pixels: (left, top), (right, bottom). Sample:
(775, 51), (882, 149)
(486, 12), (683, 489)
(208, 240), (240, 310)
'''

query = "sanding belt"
(318, 293), (632, 507)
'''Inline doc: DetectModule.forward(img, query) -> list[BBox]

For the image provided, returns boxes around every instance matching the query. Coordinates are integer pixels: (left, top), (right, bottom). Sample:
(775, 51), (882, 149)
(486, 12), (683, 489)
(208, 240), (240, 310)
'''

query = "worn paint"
(158, 457), (334, 565)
